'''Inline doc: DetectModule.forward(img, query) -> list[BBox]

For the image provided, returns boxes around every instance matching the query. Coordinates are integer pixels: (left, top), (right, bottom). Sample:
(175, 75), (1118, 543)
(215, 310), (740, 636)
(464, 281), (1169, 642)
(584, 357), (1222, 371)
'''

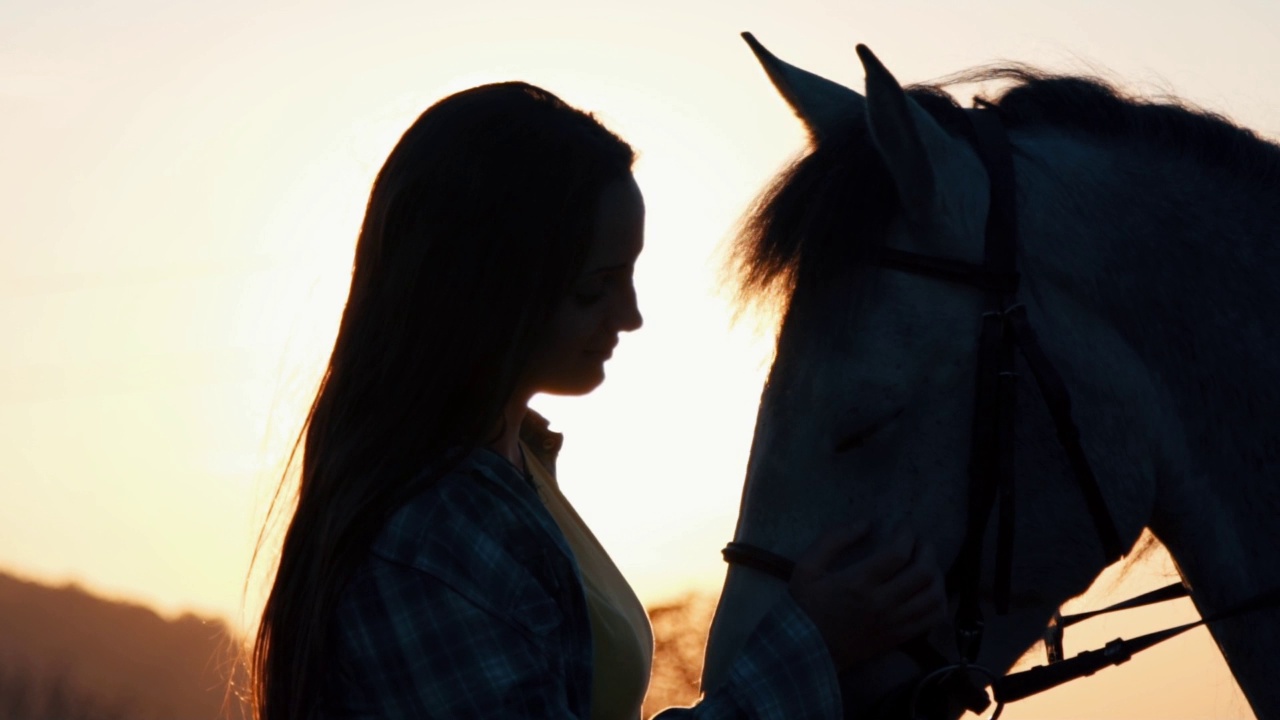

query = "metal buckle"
(956, 620), (985, 663)
(911, 663), (1003, 720)
(1044, 611), (1064, 664)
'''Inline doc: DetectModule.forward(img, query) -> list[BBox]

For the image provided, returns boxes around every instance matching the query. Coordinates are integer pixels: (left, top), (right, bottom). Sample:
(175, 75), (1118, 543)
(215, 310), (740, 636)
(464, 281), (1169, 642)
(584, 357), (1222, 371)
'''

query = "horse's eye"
(834, 407), (904, 453)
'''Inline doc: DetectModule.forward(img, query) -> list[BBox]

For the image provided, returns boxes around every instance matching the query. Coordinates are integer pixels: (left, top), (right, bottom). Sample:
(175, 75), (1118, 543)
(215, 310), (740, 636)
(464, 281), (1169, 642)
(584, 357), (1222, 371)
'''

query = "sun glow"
(2, 1), (1275, 717)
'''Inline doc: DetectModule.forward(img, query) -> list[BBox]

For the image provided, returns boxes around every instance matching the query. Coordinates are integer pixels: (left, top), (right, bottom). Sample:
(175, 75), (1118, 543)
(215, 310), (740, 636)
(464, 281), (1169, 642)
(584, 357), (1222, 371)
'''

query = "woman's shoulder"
(356, 447), (580, 629)
(328, 447), (595, 715)
(371, 447), (549, 560)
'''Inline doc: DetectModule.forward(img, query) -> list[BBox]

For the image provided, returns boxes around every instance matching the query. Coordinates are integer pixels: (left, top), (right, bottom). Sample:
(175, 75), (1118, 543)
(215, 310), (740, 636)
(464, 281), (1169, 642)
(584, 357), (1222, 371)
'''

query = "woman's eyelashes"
(573, 290), (606, 306)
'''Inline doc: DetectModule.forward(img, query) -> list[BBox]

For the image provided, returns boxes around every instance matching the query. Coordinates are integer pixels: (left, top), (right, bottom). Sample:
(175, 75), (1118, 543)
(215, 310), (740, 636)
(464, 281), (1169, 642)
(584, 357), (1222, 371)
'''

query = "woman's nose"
(617, 287), (642, 332)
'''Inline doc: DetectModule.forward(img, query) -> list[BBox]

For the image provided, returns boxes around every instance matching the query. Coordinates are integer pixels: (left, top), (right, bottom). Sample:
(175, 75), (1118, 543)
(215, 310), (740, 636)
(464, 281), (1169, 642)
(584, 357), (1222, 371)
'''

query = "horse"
(701, 33), (1280, 719)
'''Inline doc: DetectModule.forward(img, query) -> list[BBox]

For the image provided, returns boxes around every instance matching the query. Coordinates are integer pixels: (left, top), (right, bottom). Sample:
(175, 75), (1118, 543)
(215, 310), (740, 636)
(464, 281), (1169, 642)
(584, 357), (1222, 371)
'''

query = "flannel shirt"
(325, 425), (841, 719)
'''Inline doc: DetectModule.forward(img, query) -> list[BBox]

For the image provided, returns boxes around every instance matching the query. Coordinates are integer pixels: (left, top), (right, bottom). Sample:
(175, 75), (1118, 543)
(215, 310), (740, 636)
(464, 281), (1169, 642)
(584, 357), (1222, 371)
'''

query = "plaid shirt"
(325, 439), (840, 719)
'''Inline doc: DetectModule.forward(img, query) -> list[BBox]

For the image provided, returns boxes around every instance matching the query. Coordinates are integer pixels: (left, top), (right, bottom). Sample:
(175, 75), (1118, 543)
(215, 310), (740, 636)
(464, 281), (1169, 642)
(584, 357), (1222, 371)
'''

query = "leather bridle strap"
(932, 107), (1023, 664)
(964, 106), (1124, 567)
(725, 541), (1280, 709)
(1003, 303), (1125, 562)
(876, 248), (1017, 294)
(996, 583), (1280, 703)
(873, 109), (1124, 634)
(969, 109), (1022, 627)
(1044, 581), (1189, 661)
(1058, 581), (1189, 628)
(722, 542), (796, 582)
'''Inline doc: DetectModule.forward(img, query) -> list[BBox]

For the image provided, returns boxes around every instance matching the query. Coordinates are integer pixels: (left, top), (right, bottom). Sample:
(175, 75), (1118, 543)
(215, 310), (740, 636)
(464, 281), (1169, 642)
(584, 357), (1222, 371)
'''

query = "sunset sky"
(2, 1), (1276, 717)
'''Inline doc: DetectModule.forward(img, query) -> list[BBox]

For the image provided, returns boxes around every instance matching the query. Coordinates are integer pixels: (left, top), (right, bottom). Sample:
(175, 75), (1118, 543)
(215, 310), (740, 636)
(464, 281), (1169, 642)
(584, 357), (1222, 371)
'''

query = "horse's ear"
(857, 44), (957, 227)
(742, 32), (865, 142)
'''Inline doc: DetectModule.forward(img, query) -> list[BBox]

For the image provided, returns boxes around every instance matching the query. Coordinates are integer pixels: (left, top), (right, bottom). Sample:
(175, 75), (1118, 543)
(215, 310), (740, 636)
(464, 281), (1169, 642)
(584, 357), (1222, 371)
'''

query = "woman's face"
(523, 174), (645, 397)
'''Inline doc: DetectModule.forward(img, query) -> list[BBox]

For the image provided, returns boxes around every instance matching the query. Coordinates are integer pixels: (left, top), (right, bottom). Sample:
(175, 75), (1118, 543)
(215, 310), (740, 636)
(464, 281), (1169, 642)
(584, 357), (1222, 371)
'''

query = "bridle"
(722, 104), (1280, 718)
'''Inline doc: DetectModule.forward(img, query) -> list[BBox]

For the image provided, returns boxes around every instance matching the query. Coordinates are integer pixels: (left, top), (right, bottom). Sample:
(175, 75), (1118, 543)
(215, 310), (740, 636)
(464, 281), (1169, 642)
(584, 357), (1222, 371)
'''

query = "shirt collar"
(520, 408), (564, 471)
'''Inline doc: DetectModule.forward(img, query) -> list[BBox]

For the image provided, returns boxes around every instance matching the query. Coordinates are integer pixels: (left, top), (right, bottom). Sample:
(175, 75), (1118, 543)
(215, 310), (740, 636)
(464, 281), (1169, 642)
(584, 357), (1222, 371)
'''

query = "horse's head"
(705, 35), (1163, 716)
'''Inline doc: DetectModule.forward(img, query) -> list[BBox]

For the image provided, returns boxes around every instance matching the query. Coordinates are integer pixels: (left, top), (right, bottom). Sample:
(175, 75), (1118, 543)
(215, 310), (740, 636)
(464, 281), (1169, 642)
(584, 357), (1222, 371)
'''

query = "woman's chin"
(540, 370), (607, 397)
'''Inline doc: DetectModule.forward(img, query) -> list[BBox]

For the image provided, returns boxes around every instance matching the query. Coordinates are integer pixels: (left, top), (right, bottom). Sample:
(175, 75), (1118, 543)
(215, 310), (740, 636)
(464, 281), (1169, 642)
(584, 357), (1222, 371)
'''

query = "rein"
(724, 542), (1280, 715)
(722, 104), (1280, 717)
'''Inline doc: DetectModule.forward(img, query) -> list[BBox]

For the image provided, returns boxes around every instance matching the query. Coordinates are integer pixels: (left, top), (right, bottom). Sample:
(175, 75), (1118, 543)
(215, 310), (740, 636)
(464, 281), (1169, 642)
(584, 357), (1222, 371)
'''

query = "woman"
(251, 81), (946, 719)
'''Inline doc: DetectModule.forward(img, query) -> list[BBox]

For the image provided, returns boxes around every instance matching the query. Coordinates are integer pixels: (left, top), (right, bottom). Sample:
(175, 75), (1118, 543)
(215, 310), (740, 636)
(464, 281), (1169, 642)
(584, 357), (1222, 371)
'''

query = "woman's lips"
(585, 341), (617, 358)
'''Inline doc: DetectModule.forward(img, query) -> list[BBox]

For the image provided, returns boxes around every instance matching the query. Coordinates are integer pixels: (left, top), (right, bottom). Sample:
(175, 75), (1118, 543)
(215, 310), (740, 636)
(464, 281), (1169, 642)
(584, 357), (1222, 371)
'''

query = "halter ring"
(909, 662), (1005, 720)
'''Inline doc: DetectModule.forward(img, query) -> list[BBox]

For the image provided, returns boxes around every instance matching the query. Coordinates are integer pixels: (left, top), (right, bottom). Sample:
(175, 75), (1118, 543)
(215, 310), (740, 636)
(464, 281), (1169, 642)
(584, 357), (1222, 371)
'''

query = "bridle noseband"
(721, 105), (1280, 718)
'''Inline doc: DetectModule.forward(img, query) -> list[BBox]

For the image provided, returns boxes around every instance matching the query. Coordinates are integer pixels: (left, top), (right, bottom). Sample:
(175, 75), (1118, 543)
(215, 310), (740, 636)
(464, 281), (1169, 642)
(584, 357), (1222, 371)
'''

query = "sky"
(2, 1), (1276, 717)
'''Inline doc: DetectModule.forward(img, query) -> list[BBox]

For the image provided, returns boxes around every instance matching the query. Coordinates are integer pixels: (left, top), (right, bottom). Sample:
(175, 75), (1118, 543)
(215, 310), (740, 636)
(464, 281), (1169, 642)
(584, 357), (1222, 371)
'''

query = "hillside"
(0, 570), (722, 718)
(0, 572), (245, 720)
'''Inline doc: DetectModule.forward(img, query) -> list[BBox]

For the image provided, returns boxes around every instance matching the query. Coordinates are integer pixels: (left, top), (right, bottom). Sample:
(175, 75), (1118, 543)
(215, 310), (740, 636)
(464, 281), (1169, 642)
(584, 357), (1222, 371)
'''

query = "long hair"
(250, 82), (635, 720)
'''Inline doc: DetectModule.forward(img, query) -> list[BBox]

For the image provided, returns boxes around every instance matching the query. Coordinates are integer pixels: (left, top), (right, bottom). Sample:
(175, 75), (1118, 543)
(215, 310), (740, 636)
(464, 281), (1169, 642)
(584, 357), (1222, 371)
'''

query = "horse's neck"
(1151, 487), (1280, 717)
(1022, 134), (1280, 716)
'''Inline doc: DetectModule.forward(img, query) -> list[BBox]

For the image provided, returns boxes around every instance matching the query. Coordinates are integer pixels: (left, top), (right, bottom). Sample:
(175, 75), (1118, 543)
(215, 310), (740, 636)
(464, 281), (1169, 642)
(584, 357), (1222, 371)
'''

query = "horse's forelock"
(727, 86), (968, 329)
(727, 118), (900, 326)
(729, 66), (1280, 335)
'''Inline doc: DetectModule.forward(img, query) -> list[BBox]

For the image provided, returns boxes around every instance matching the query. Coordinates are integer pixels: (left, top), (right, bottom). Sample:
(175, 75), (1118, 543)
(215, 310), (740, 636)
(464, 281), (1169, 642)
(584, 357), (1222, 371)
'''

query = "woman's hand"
(788, 521), (948, 671)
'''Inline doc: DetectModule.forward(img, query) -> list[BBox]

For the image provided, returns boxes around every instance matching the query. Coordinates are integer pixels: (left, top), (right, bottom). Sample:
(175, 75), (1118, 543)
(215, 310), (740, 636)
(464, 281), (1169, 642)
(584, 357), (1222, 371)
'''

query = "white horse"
(702, 34), (1280, 719)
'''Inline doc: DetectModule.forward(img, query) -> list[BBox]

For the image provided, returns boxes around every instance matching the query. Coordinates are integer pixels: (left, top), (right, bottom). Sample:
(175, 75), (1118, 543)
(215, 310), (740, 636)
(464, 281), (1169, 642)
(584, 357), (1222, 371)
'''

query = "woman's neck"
(488, 397), (529, 470)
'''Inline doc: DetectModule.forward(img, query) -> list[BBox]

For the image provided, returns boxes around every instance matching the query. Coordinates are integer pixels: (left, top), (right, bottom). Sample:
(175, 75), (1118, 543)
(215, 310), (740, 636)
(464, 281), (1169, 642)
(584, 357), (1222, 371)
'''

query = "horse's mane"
(729, 65), (1280, 320)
